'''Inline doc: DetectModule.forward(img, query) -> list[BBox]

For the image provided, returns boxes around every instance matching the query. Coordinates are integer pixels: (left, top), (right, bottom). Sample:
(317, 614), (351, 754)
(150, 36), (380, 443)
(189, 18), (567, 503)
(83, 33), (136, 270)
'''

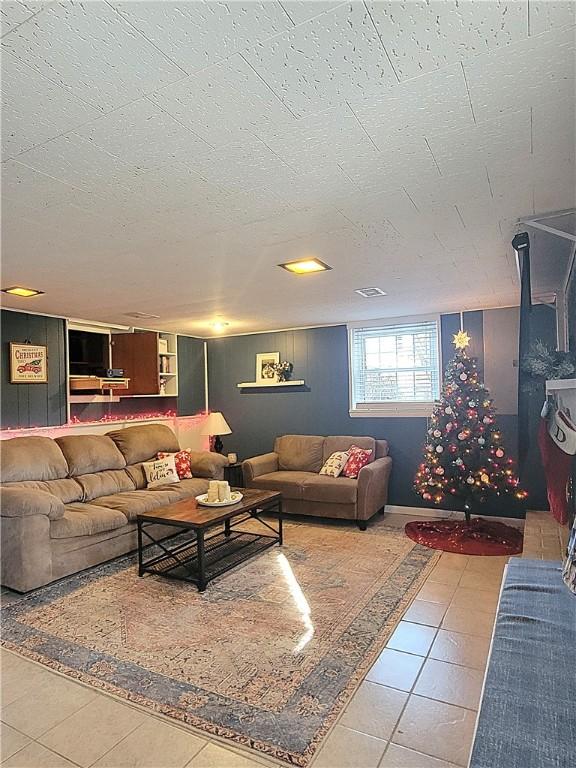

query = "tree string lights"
(414, 335), (527, 522)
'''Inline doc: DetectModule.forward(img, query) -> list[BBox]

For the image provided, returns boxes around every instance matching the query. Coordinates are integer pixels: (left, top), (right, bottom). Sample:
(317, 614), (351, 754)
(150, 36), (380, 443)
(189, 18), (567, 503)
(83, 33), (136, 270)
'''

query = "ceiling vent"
(124, 312), (161, 319)
(354, 287), (387, 298)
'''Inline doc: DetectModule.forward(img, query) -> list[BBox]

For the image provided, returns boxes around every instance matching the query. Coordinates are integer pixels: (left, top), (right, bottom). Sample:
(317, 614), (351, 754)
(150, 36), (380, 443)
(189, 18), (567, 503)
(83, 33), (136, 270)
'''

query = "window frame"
(347, 314), (441, 418)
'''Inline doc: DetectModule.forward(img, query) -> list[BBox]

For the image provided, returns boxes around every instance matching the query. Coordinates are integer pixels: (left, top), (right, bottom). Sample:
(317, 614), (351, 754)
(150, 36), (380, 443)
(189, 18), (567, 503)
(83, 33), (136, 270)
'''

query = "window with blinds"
(349, 318), (440, 416)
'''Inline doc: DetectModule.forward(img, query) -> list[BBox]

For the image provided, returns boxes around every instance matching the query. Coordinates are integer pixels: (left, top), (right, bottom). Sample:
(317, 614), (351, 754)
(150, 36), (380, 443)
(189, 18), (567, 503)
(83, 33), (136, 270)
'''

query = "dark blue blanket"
(470, 558), (575, 768)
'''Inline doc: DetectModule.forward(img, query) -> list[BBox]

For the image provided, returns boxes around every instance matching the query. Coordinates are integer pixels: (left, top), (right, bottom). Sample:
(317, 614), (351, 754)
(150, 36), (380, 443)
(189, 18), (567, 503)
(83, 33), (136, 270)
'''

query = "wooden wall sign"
(10, 342), (48, 383)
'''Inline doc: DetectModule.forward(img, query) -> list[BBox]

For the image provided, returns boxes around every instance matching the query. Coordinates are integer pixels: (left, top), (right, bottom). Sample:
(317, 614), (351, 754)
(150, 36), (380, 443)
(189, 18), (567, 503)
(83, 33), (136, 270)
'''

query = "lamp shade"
(200, 412), (232, 436)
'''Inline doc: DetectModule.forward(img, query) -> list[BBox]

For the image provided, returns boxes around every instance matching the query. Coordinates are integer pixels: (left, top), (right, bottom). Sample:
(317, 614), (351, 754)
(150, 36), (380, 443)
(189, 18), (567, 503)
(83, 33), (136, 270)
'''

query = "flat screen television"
(68, 330), (109, 376)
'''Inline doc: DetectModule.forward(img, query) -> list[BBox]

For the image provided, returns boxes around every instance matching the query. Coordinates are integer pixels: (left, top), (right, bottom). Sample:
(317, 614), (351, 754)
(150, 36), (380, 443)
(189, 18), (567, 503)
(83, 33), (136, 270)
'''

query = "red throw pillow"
(342, 446), (372, 478)
(157, 450), (193, 479)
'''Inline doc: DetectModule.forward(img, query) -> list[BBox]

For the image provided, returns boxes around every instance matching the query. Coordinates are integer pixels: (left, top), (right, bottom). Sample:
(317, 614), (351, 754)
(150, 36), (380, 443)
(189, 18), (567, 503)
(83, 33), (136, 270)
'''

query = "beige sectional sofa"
(0, 424), (227, 592)
(243, 435), (392, 529)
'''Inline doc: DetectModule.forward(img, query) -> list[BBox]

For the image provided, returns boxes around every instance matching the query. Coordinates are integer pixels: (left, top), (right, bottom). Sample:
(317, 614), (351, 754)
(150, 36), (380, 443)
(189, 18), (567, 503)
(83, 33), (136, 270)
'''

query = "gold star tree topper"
(452, 330), (471, 350)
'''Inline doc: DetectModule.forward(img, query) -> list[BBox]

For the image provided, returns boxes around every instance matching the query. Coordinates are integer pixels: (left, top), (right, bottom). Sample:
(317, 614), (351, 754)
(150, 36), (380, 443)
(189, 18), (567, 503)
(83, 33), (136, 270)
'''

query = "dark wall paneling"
(521, 304), (558, 509)
(207, 318), (525, 516)
(567, 258), (575, 352)
(1, 310), (67, 429)
(440, 312), (484, 378)
(177, 336), (206, 416)
(463, 310), (484, 378)
(440, 314), (460, 373)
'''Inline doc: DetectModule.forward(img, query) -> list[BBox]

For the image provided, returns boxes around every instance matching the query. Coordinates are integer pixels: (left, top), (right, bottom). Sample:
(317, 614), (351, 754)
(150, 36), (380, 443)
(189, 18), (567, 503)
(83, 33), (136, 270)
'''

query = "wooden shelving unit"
(111, 330), (178, 397)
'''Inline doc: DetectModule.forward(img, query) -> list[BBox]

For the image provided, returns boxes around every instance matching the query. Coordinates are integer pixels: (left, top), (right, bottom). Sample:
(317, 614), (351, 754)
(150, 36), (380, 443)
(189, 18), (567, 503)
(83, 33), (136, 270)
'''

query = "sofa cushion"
(51, 503), (128, 539)
(159, 478), (210, 499)
(94, 488), (183, 521)
(2, 478), (83, 504)
(107, 424), (180, 465)
(249, 471), (315, 500)
(302, 475), (358, 505)
(0, 436), (68, 483)
(55, 435), (126, 476)
(274, 435), (325, 473)
(323, 436), (375, 463)
(75, 469), (135, 502)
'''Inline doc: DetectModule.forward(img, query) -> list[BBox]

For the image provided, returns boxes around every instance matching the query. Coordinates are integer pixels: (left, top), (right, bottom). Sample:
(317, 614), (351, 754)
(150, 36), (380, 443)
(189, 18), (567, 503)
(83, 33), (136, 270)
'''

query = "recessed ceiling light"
(124, 312), (161, 319)
(211, 321), (229, 333)
(278, 258), (332, 274)
(355, 287), (387, 298)
(2, 286), (44, 297)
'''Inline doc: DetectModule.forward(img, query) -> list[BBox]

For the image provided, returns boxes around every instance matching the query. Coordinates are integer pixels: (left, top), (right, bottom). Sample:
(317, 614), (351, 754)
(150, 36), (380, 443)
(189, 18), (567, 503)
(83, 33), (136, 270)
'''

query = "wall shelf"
(237, 380), (305, 389)
(69, 394), (120, 404)
(546, 378), (576, 392)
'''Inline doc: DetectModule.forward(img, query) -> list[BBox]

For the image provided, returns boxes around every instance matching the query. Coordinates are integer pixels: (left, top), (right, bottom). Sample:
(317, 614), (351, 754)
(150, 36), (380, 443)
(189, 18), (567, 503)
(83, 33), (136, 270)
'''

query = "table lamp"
(200, 412), (232, 453)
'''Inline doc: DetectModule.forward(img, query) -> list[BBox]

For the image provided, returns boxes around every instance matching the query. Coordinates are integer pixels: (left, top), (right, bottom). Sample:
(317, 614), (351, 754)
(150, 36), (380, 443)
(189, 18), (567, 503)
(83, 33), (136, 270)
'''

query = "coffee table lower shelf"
(139, 529), (279, 587)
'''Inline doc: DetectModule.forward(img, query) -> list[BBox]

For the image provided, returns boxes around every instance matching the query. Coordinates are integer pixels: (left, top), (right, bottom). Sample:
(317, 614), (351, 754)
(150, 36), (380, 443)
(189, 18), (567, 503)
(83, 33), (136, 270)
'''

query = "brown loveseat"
(243, 435), (392, 529)
(0, 424), (228, 592)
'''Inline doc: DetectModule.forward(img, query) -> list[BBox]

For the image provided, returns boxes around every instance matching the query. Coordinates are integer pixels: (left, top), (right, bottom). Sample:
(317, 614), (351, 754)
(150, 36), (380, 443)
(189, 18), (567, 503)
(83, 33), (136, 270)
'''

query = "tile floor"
(0, 511), (566, 768)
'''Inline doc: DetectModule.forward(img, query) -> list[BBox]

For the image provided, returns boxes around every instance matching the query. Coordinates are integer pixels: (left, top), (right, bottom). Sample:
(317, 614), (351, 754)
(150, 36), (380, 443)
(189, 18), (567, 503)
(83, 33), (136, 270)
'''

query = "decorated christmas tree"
(414, 330), (527, 521)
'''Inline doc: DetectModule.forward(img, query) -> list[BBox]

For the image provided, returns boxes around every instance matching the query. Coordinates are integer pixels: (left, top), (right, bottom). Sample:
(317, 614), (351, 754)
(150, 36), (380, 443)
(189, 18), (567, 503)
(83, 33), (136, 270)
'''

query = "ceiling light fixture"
(211, 321), (229, 333)
(354, 287), (387, 298)
(2, 286), (44, 297)
(278, 258), (332, 274)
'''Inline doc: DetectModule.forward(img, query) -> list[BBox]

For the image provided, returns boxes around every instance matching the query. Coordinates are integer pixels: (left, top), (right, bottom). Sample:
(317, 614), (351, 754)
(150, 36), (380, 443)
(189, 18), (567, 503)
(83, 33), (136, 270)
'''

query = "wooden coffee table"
(136, 488), (282, 591)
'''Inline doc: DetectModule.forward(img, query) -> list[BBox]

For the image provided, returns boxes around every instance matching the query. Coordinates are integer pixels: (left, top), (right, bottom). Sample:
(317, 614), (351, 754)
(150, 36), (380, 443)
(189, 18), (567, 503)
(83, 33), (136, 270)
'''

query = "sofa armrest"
(356, 457), (392, 521)
(242, 453), (279, 484)
(0, 487), (65, 520)
(187, 451), (229, 480)
(0, 488), (56, 591)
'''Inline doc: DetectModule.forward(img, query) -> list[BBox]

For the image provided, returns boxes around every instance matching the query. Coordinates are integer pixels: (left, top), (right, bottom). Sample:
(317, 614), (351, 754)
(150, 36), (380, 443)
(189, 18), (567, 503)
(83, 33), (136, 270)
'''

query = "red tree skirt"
(405, 517), (523, 556)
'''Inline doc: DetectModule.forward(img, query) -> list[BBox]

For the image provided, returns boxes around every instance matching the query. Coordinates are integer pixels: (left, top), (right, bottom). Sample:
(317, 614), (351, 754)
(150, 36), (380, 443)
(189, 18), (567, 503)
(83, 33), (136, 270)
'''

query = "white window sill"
(350, 403), (435, 418)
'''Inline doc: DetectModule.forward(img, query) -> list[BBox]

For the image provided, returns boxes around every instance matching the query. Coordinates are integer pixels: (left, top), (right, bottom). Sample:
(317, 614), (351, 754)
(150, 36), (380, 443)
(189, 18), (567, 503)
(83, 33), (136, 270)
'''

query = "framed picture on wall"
(10, 342), (48, 383)
(255, 352), (279, 383)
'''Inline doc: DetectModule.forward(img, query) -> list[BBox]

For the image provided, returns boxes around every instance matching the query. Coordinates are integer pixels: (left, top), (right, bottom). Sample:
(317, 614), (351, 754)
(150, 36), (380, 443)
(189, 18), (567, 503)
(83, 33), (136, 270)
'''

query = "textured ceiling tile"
(110, 0), (292, 74)
(0, 0), (43, 36)
(532, 97), (575, 162)
(263, 105), (375, 172)
(190, 136), (295, 192)
(529, 0), (575, 35)
(368, 0), (529, 81)
(404, 171), (492, 211)
(464, 26), (575, 122)
(264, 165), (360, 210)
(349, 63), (474, 146)
(1, 159), (80, 212)
(17, 132), (143, 196)
(150, 54), (297, 148)
(1, 51), (100, 159)
(279, 1), (344, 26)
(337, 138), (440, 194)
(1, 1), (184, 111)
(426, 109), (532, 177)
(336, 188), (417, 229)
(73, 99), (212, 171)
(243, 2), (398, 118)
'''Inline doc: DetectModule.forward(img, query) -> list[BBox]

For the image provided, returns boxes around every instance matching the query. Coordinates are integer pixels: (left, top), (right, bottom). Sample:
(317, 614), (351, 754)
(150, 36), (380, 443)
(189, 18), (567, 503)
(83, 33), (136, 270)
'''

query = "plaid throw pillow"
(342, 446), (372, 478)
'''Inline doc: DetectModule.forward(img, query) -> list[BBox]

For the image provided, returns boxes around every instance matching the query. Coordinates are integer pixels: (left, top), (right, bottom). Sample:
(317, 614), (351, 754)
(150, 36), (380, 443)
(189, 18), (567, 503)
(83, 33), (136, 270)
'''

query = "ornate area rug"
(1, 520), (438, 766)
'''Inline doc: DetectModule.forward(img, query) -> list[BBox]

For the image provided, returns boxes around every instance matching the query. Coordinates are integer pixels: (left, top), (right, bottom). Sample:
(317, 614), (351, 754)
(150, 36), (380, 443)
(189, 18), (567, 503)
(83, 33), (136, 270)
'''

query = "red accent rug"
(404, 517), (524, 556)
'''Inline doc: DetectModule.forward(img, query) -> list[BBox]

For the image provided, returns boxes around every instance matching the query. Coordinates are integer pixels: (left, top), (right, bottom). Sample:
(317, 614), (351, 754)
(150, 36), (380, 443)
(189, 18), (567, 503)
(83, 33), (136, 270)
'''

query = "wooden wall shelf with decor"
(236, 380), (305, 388)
